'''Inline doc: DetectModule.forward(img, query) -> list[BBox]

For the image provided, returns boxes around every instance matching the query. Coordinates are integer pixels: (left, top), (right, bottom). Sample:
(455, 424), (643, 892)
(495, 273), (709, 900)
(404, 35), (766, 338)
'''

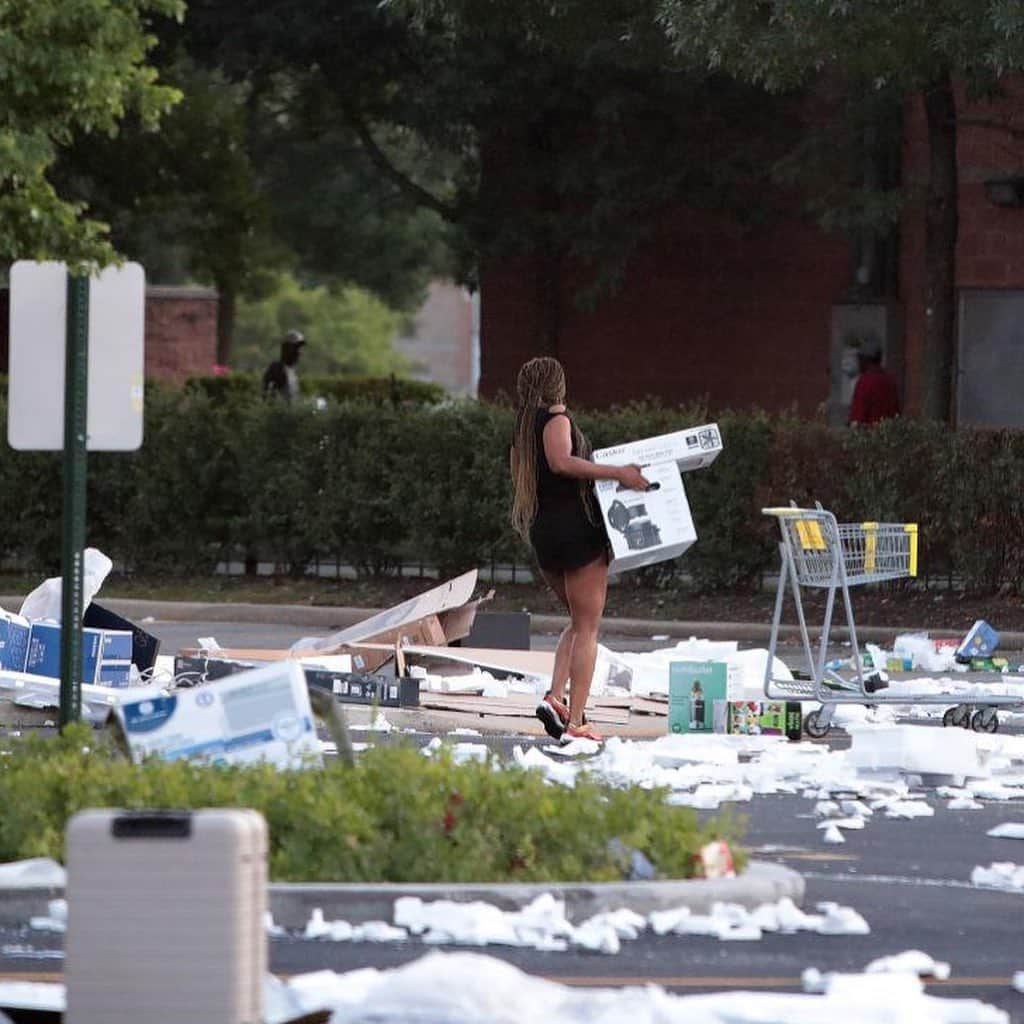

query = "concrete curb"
(0, 861), (803, 931)
(3, 595), (1013, 648)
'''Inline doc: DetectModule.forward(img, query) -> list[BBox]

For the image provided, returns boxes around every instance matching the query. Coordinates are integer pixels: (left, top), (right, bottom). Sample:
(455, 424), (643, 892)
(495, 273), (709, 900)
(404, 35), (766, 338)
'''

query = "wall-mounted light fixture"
(984, 176), (1024, 208)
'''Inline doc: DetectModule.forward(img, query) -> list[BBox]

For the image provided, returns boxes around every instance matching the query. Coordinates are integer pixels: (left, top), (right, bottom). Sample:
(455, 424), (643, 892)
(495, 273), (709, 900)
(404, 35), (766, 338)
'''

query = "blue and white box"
(955, 620), (999, 663)
(0, 610), (31, 672)
(25, 623), (133, 685)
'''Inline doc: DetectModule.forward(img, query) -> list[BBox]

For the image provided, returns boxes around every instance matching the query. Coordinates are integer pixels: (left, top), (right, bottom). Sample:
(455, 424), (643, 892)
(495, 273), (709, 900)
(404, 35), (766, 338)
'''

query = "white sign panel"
(117, 661), (322, 770)
(8, 261), (145, 451)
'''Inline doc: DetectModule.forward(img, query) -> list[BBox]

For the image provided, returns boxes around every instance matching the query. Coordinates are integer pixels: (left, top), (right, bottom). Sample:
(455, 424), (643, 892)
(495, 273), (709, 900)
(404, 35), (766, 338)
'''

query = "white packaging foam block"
(846, 725), (988, 779)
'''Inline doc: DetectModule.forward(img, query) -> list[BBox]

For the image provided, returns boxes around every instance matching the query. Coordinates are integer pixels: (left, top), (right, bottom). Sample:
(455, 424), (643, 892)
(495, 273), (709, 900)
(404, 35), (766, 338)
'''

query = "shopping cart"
(763, 503), (1023, 738)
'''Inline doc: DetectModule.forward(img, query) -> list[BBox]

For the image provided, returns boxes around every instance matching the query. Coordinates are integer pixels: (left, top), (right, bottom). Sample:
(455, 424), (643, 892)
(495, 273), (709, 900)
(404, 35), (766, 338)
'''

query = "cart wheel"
(971, 708), (999, 734)
(942, 707), (958, 728)
(804, 709), (831, 739)
(946, 704), (972, 728)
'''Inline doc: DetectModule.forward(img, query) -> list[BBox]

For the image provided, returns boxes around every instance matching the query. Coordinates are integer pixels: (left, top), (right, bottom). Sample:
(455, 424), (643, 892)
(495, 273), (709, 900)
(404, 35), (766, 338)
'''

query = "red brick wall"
(481, 206), (851, 414)
(900, 77), (1024, 415)
(144, 285), (219, 383)
(1, 285), (217, 384)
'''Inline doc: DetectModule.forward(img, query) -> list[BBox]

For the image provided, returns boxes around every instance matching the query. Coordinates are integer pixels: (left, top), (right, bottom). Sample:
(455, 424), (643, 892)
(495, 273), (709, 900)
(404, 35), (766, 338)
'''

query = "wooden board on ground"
(419, 692), (630, 726)
(402, 646), (555, 679)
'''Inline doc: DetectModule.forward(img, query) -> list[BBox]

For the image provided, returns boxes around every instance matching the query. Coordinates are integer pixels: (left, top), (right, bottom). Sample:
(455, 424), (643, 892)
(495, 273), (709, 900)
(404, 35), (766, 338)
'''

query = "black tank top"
(534, 409), (583, 505)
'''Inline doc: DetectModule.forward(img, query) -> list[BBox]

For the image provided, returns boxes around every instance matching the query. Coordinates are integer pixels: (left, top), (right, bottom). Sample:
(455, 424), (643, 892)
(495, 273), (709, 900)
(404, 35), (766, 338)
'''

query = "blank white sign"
(8, 261), (145, 451)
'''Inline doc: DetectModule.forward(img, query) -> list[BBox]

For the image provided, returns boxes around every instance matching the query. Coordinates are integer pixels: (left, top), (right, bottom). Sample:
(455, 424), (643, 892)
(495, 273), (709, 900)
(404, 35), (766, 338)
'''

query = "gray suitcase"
(65, 808), (267, 1024)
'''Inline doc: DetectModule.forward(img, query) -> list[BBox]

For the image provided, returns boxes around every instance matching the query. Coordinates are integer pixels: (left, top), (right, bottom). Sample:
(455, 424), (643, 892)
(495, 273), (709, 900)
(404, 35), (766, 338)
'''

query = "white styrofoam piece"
(0, 858), (66, 888)
(847, 725), (989, 778)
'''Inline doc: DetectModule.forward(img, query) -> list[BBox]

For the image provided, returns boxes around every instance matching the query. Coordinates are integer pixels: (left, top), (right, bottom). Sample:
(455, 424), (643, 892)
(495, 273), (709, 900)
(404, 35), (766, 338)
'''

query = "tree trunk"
(215, 282), (237, 367)
(921, 74), (958, 422)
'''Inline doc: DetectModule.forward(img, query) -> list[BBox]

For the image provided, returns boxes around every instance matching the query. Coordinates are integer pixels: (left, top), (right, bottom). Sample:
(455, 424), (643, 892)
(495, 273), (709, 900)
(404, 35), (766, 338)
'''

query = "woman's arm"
(542, 414), (649, 490)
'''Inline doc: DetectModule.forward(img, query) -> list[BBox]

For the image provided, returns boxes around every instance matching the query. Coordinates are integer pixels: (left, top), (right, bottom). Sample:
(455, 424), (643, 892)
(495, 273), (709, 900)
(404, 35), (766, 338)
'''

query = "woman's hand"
(616, 464), (650, 491)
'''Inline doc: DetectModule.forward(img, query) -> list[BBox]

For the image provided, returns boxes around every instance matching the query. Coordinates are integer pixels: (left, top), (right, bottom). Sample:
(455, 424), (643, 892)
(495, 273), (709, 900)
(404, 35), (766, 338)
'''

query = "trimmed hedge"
(184, 373), (446, 407)
(0, 388), (1019, 590)
(0, 726), (742, 883)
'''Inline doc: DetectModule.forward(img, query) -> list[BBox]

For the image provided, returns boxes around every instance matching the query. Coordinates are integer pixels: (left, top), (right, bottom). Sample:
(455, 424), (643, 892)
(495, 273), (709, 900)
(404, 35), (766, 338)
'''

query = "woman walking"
(510, 357), (649, 742)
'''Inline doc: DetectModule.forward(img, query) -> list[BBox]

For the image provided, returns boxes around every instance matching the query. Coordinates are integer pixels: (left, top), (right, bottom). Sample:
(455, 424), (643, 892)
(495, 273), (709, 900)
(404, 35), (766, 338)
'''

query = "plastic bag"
(19, 548), (113, 623)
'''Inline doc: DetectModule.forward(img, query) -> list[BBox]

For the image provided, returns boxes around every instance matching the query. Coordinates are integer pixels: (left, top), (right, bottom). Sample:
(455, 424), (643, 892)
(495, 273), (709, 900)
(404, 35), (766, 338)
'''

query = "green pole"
(59, 274), (89, 729)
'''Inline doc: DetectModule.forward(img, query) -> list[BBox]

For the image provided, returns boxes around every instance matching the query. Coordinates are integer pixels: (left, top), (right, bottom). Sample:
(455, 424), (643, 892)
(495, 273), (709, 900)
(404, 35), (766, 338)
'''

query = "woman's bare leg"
(563, 554), (609, 727)
(539, 567), (573, 703)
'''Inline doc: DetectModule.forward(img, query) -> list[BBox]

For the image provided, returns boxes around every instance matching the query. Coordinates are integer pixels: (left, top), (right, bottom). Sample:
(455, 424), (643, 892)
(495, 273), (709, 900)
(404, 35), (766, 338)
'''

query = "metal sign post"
(8, 260), (145, 732)
(59, 275), (90, 727)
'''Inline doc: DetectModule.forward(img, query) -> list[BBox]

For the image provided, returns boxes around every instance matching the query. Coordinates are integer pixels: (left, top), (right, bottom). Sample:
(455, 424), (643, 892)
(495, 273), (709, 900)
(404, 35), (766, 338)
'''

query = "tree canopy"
(0, 0), (184, 265)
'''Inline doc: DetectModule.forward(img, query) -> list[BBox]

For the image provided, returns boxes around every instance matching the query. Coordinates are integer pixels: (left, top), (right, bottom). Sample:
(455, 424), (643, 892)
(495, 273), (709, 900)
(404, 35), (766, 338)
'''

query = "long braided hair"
(510, 357), (594, 542)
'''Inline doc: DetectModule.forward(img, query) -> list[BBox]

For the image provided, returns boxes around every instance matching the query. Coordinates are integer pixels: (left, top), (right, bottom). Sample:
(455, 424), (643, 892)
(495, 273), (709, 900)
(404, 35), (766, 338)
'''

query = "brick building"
(479, 80), (1024, 426)
(0, 283), (218, 385)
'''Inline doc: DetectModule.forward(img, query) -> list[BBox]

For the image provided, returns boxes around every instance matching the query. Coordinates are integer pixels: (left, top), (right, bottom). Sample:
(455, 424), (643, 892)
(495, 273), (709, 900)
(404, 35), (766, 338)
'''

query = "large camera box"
(593, 460), (696, 575)
(592, 422), (721, 574)
(592, 422), (723, 474)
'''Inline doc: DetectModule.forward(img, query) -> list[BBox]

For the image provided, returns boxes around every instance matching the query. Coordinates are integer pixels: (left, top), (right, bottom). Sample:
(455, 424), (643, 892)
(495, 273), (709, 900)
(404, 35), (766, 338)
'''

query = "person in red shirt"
(849, 341), (900, 426)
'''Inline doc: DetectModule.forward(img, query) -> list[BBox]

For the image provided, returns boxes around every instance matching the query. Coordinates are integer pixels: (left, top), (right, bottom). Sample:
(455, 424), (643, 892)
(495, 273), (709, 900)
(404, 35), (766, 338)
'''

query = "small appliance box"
(0, 609), (31, 672)
(592, 422), (723, 474)
(955, 620), (999, 663)
(668, 660), (729, 734)
(24, 623), (134, 686)
(117, 660), (321, 770)
(726, 701), (802, 740)
(594, 461), (697, 574)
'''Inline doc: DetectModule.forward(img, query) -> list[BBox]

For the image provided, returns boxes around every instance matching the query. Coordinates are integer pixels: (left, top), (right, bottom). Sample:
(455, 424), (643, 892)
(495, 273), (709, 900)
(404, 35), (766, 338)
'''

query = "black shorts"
(530, 497), (609, 573)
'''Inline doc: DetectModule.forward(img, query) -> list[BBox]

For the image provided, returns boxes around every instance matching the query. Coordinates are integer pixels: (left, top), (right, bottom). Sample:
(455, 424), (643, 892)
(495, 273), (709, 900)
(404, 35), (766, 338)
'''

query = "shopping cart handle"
(761, 506), (812, 516)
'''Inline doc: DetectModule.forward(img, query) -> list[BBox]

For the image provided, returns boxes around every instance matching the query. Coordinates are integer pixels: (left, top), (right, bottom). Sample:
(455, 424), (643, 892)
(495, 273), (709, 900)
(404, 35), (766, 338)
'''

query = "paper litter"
(0, 859), (66, 889)
(971, 862), (1024, 892)
(986, 823), (1024, 840)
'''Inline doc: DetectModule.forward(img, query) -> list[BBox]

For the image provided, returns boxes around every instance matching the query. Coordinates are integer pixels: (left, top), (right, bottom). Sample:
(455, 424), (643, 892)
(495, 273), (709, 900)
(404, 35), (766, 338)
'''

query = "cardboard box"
(24, 623), (134, 685)
(84, 602), (161, 673)
(304, 670), (420, 708)
(0, 610), (31, 672)
(668, 661), (729, 734)
(594, 461), (697, 575)
(117, 661), (321, 770)
(956, 620), (999, 663)
(592, 422), (723, 474)
(726, 701), (802, 740)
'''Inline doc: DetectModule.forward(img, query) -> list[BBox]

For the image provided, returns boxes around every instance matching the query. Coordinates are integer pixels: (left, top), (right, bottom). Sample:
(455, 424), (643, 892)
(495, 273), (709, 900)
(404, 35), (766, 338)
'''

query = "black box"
(84, 603), (161, 673)
(303, 669), (420, 708)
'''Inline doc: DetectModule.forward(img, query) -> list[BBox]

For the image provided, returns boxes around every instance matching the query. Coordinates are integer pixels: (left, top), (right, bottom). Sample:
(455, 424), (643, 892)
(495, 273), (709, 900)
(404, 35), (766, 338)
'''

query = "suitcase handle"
(111, 811), (193, 839)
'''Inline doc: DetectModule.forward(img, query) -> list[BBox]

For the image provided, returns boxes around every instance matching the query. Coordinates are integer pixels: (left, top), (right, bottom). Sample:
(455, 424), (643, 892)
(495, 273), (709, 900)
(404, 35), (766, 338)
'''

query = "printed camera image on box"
(594, 462), (697, 575)
(668, 661), (729, 734)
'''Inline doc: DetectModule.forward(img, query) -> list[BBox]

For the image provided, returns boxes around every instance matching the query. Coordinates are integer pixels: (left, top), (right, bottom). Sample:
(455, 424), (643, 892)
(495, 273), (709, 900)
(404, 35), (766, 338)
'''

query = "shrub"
(0, 726), (744, 883)
(3, 388), (1024, 591)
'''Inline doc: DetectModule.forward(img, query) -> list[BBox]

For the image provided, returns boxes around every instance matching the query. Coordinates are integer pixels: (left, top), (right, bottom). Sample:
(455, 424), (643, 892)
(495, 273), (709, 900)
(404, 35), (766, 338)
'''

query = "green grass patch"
(0, 726), (744, 883)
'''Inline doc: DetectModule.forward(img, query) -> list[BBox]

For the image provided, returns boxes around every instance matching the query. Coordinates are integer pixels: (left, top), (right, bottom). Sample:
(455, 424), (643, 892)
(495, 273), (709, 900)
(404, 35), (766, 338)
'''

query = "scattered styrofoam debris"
(1, 945), (64, 960)
(28, 899), (66, 933)
(865, 949), (951, 980)
(822, 824), (845, 844)
(0, 858), (66, 889)
(267, 950), (1008, 1024)
(971, 862), (1024, 892)
(1012, 970), (1024, 993)
(815, 817), (865, 831)
(291, 895), (872, 954)
(948, 797), (985, 810)
(987, 823), (1024, 840)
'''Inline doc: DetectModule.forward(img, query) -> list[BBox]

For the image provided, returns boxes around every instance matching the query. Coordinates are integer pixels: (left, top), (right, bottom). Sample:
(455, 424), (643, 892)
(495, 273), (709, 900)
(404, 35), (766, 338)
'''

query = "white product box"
(592, 422), (723, 474)
(117, 660), (321, 770)
(594, 460), (697, 574)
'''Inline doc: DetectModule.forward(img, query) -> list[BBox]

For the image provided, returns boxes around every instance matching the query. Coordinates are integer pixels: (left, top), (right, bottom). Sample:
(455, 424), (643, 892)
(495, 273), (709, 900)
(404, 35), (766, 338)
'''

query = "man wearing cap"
(848, 339), (900, 427)
(262, 330), (306, 402)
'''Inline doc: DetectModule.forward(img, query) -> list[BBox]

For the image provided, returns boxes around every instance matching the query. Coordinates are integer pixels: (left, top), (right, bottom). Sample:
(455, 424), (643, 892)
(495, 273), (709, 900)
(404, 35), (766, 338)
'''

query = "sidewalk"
(4, 595), (1018, 649)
